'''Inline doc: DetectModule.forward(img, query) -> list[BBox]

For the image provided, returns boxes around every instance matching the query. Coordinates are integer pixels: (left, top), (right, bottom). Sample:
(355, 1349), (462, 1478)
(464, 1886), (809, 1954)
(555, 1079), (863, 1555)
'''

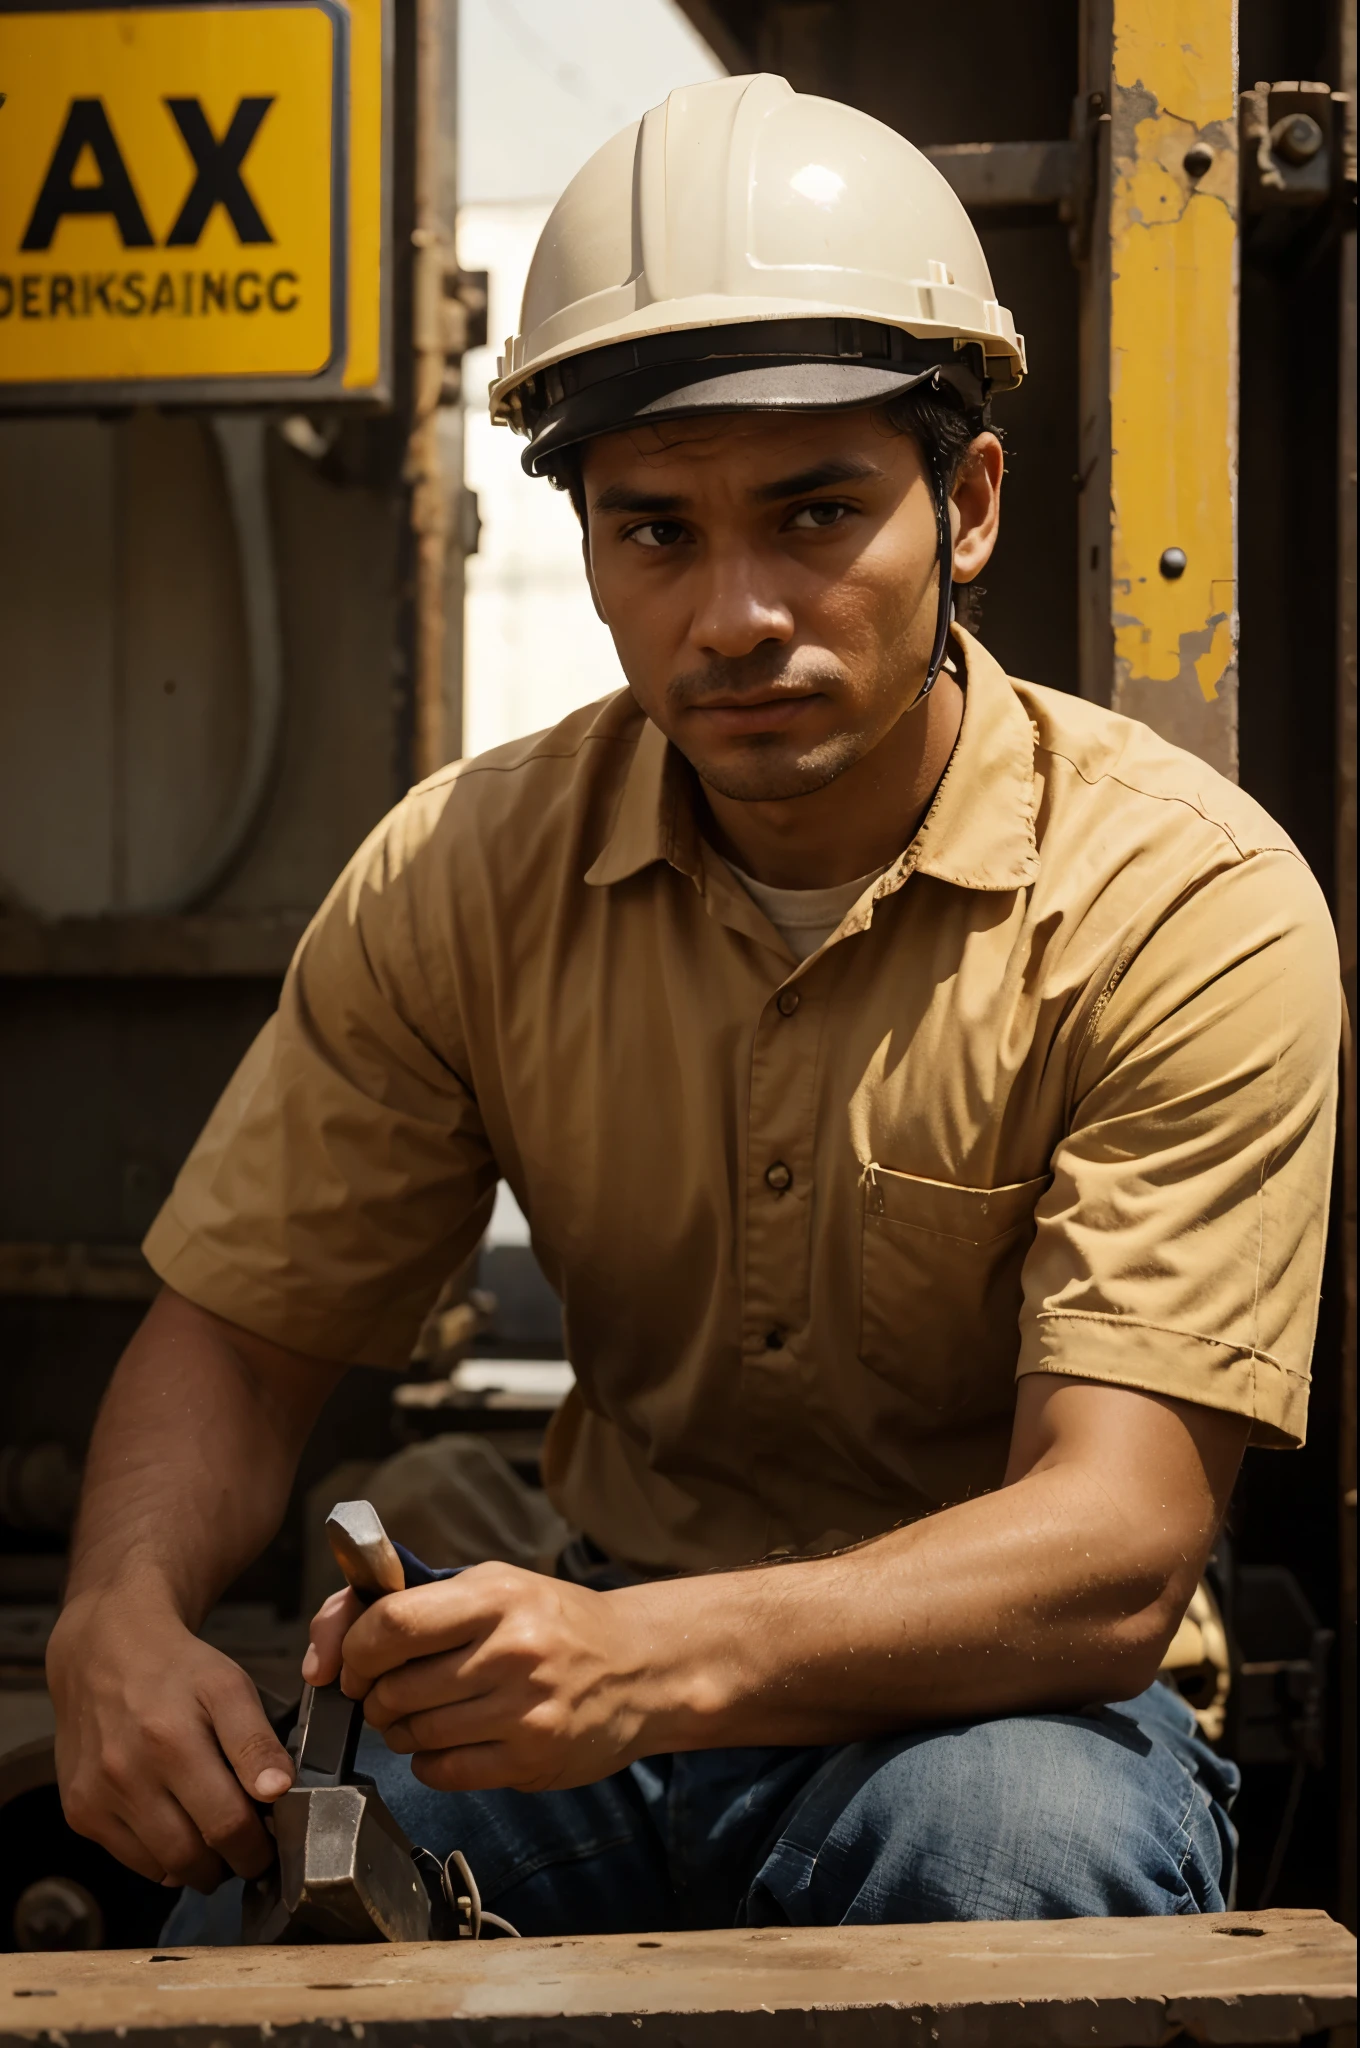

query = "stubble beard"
(689, 725), (877, 804)
(663, 647), (908, 805)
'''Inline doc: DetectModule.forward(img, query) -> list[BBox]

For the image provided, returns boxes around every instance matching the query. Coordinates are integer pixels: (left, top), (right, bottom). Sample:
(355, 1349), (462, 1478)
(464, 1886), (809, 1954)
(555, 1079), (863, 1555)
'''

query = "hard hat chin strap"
(916, 447), (955, 710)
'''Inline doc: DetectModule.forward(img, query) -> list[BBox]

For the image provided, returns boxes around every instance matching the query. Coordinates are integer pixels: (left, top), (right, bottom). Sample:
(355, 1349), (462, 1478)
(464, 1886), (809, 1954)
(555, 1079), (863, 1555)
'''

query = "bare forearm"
(616, 1462), (1196, 1753)
(65, 1287), (344, 1626)
(615, 1379), (1250, 1756)
(327, 1379), (1245, 1800)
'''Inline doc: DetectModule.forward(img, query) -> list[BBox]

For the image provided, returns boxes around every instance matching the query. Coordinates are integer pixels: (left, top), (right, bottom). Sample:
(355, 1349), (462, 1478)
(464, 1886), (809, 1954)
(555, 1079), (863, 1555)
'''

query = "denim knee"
(745, 1685), (1237, 1925)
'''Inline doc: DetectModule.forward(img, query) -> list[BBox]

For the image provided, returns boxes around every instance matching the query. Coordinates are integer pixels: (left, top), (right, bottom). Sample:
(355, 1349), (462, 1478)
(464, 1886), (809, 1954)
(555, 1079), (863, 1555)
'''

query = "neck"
(699, 670), (964, 890)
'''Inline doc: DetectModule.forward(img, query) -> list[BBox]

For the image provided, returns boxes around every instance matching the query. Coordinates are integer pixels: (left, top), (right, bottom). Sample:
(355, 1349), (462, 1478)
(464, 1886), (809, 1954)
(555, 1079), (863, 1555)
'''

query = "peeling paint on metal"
(1109, 0), (1239, 775)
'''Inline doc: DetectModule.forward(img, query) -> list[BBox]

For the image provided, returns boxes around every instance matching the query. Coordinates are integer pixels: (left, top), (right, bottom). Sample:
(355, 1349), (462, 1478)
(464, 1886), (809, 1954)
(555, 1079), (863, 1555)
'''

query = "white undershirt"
(724, 860), (889, 963)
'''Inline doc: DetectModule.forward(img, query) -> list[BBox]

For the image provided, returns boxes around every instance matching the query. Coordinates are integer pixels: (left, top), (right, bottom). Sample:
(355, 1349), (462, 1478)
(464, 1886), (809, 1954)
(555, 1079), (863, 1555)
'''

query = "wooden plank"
(0, 1912), (1352, 2046)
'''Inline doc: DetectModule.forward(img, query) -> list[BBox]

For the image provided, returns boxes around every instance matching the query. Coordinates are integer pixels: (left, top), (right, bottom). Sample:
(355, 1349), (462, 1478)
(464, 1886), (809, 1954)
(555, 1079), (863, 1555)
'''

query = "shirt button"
(765, 1160), (793, 1194)
(776, 989), (800, 1017)
(765, 1328), (785, 1350)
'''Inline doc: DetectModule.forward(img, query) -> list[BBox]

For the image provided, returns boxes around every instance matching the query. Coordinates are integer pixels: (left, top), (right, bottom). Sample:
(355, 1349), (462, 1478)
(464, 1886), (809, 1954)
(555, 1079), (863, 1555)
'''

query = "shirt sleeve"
(1017, 847), (1340, 1446)
(143, 782), (497, 1366)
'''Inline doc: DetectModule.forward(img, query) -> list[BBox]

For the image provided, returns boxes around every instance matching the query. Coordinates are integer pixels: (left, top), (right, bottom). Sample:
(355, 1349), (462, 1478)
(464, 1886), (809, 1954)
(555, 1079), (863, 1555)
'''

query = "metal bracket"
(1240, 81), (1355, 269)
(435, 266), (489, 408)
(1241, 81), (1349, 214)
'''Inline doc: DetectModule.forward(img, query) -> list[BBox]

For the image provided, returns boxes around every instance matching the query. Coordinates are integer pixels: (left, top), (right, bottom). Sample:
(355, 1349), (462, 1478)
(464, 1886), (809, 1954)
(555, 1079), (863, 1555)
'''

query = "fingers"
(90, 1813), (171, 1886)
(210, 1666), (296, 1803)
(134, 1788), (234, 1893)
(56, 1636), (284, 1888)
(375, 1694), (498, 1753)
(303, 1586), (364, 1687)
(410, 1740), (527, 1794)
(63, 1753), (228, 1893)
(361, 1646), (490, 1731)
(338, 1577), (489, 1687)
(136, 1686), (279, 1883)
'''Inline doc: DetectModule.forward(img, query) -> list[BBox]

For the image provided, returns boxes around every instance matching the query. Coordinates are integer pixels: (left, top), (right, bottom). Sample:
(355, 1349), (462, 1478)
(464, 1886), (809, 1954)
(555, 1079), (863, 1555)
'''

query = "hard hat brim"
(522, 354), (966, 477)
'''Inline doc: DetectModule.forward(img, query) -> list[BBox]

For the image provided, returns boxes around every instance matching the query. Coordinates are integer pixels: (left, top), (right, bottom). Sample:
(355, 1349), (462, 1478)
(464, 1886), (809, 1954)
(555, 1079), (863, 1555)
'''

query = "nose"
(688, 551), (794, 660)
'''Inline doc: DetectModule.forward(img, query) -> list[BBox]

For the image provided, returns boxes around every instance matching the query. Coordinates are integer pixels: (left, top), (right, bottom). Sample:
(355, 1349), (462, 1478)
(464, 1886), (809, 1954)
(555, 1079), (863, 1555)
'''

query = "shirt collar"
(584, 710), (703, 888)
(902, 627), (1039, 893)
(584, 627), (1038, 897)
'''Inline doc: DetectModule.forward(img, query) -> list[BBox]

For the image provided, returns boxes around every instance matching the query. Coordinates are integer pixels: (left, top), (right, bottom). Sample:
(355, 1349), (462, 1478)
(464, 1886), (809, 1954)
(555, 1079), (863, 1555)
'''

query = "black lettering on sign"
(21, 99), (154, 251)
(0, 267), (304, 319)
(164, 98), (274, 246)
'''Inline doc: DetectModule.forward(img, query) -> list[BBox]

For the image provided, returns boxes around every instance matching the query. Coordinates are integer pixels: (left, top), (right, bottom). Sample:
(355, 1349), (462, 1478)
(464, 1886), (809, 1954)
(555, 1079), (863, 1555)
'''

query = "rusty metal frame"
(405, 0), (462, 780)
(1076, 0), (1240, 779)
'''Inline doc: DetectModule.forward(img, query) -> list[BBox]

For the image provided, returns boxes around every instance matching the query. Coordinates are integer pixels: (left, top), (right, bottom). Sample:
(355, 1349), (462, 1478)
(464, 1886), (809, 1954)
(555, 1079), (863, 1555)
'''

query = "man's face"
(581, 408), (998, 804)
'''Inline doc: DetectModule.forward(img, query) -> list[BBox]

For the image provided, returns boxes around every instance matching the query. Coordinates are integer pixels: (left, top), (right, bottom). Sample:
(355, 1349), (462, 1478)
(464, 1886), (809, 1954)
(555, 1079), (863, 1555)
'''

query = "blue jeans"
(164, 1681), (1237, 1941)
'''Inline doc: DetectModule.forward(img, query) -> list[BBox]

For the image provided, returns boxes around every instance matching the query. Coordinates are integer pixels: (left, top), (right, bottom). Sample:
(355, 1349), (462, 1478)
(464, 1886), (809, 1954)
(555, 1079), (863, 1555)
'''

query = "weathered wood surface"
(0, 1910), (1353, 2046)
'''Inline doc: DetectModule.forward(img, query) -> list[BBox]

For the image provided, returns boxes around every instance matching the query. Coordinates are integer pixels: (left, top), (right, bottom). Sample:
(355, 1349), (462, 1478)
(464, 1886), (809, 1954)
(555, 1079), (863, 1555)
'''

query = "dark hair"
(547, 377), (994, 626)
(878, 379), (993, 630)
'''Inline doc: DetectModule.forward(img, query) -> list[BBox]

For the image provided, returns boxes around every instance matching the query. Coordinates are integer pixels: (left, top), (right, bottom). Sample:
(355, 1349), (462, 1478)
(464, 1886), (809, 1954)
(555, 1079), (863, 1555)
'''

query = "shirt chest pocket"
(859, 1164), (1049, 1421)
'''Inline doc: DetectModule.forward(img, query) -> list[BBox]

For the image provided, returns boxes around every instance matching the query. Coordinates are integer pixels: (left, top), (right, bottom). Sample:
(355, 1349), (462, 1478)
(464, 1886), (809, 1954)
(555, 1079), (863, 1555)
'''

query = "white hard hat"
(489, 72), (1025, 474)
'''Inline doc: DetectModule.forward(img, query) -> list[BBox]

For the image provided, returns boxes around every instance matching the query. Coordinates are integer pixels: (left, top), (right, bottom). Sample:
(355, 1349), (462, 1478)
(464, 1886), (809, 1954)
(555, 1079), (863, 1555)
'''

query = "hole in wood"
(637, 1940), (663, 1948)
(1216, 1926), (1267, 1937)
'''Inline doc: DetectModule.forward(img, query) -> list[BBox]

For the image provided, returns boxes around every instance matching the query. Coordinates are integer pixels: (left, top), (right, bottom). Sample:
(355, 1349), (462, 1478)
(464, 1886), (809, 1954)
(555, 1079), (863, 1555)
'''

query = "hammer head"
(243, 1783), (436, 1944)
(326, 1499), (406, 1601)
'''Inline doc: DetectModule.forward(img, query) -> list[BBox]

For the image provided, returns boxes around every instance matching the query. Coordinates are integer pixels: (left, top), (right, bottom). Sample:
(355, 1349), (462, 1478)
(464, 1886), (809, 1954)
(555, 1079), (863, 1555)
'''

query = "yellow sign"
(0, 0), (389, 402)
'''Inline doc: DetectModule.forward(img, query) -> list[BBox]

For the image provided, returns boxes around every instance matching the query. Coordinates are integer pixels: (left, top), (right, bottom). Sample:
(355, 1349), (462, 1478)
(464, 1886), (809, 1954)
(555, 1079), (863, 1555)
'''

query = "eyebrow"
(591, 457), (885, 518)
(751, 457), (885, 502)
(591, 483), (685, 514)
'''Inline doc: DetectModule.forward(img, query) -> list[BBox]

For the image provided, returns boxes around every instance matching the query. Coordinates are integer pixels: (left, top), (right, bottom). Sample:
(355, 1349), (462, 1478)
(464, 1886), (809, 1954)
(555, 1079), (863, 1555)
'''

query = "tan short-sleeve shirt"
(145, 630), (1341, 1575)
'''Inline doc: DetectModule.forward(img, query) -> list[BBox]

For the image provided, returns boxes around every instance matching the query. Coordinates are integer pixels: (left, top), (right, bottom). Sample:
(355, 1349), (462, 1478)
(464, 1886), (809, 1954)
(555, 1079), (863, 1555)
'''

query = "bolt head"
(1159, 547), (1188, 580)
(13, 1878), (104, 1951)
(1184, 141), (1215, 177)
(1272, 112), (1324, 165)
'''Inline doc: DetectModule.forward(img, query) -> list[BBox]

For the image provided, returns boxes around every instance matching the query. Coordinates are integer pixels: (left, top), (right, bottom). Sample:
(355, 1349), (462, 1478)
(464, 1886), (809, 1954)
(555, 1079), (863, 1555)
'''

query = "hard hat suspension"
(919, 431), (956, 708)
(516, 321), (991, 477)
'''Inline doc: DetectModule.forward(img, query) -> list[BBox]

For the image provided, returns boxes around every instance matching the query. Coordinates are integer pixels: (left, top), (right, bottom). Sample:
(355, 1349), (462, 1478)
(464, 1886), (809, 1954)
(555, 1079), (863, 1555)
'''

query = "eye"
(627, 520), (687, 549)
(788, 500), (851, 531)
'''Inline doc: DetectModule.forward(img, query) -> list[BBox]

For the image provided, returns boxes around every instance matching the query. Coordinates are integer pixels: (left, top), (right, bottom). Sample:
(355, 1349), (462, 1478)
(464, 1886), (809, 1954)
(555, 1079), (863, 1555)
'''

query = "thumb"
(302, 1586), (363, 1689)
(211, 1668), (296, 1802)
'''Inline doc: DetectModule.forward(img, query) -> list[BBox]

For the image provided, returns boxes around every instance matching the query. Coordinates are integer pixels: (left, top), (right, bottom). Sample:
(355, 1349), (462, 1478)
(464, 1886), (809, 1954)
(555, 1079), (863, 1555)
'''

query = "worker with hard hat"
(50, 76), (1337, 1931)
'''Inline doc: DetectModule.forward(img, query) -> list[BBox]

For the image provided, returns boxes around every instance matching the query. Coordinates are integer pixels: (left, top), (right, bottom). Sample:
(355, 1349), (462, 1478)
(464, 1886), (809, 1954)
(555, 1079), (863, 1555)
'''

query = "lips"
(687, 693), (821, 734)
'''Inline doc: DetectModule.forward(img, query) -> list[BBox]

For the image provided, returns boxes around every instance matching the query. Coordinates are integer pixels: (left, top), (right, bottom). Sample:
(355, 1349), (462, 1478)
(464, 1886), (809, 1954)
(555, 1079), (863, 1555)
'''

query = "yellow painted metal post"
(1078, 0), (1240, 778)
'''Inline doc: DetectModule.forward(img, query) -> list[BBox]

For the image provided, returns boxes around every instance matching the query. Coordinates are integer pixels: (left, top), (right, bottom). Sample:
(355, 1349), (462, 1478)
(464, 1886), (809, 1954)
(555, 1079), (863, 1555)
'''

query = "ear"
(949, 432), (1004, 585)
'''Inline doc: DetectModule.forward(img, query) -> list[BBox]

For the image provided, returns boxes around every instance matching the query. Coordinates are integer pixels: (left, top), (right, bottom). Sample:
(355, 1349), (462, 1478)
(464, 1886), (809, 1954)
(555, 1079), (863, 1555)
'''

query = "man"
(50, 75), (1337, 1931)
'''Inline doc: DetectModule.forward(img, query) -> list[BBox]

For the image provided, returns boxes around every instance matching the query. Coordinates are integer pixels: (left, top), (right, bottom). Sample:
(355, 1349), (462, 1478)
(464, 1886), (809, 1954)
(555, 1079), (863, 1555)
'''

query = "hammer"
(242, 1501), (463, 1943)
